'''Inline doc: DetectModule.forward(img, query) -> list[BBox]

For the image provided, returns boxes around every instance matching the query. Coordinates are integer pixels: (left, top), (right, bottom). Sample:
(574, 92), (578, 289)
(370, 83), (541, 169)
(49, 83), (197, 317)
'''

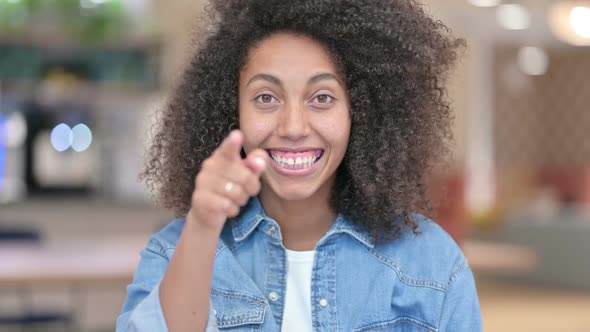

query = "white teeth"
(269, 151), (321, 169)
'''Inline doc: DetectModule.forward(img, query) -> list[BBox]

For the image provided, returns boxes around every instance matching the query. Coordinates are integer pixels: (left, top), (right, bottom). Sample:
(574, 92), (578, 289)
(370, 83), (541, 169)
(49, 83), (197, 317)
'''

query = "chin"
(268, 183), (319, 201)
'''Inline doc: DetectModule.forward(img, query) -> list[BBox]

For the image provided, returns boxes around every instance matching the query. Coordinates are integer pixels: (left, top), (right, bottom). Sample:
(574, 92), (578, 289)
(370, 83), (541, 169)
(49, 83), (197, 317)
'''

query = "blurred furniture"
(0, 228), (73, 331)
(0, 236), (145, 287)
(496, 212), (590, 289)
(536, 167), (590, 210)
(462, 240), (539, 274)
(0, 233), (146, 331)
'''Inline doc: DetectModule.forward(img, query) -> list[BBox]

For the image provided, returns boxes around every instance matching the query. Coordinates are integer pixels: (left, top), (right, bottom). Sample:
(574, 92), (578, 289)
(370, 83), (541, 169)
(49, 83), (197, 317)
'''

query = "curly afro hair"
(142, 0), (465, 243)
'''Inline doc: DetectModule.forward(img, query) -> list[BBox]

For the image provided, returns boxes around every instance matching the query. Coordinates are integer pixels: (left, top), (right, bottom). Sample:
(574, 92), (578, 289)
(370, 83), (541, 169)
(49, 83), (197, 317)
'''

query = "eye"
(312, 94), (335, 104)
(255, 94), (279, 104)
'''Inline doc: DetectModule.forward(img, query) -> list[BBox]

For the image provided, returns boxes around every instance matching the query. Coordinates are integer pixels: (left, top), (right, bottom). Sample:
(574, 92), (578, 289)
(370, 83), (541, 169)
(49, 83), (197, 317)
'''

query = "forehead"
(241, 32), (340, 78)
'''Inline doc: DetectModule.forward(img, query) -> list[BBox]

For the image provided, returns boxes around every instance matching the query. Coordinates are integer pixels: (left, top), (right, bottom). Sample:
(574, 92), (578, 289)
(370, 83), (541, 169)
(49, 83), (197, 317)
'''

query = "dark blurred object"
(1, 40), (159, 200)
(536, 167), (590, 210)
(0, 312), (72, 331)
(23, 58), (95, 197)
(0, 227), (74, 332)
(0, 228), (40, 242)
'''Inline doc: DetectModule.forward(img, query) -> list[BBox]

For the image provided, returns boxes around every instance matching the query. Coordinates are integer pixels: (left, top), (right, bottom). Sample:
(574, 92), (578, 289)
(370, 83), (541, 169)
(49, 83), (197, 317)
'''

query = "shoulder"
(370, 214), (468, 290)
(143, 218), (186, 256)
(146, 218), (230, 257)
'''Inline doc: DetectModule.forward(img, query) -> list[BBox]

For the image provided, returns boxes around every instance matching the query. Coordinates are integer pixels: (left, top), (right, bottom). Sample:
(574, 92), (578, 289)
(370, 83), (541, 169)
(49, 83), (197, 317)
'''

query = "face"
(239, 32), (351, 201)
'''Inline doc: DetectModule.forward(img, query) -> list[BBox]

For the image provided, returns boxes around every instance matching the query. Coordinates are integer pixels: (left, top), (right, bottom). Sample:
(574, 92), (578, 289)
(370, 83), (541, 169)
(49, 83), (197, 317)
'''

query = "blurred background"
(0, 0), (588, 331)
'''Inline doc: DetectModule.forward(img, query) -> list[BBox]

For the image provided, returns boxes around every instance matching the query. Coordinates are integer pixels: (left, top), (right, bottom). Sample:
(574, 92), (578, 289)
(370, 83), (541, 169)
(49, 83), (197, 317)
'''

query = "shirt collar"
(230, 196), (267, 242)
(328, 213), (375, 249)
(230, 196), (375, 249)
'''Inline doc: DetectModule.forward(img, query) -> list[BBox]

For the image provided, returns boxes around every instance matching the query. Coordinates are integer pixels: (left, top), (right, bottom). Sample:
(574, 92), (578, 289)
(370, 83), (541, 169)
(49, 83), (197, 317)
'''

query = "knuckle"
(215, 197), (228, 214)
(242, 182), (253, 196)
(226, 203), (240, 218)
(195, 173), (206, 188)
(216, 146), (229, 159)
(191, 191), (200, 206)
(244, 185), (255, 196)
(247, 179), (260, 195)
(251, 180), (261, 194)
(237, 192), (249, 206)
(235, 170), (249, 185)
(201, 158), (214, 170)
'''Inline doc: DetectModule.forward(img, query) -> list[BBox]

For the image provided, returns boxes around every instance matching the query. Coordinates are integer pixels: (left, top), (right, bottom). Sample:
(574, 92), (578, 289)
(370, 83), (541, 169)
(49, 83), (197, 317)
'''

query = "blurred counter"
(0, 198), (172, 243)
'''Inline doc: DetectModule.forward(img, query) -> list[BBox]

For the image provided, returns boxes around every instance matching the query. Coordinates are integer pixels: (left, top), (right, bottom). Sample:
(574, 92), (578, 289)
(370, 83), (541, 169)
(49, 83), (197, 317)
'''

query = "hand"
(187, 130), (267, 232)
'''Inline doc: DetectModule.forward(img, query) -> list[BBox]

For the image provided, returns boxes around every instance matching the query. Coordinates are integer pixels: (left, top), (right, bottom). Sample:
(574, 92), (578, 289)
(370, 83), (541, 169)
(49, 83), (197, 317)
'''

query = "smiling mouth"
(265, 149), (324, 170)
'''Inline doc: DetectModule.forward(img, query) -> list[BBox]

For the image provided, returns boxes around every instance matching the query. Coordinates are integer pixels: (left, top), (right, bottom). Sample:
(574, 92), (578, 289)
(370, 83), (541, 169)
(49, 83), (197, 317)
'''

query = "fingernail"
(254, 157), (266, 170)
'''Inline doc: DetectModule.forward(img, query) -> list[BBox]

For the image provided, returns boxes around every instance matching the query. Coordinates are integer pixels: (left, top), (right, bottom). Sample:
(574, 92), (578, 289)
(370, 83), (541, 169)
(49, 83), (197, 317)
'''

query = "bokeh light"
(3, 112), (27, 148)
(468, 0), (500, 8)
(517, 46), (549, 76)
(50, 123), (72, 152)
(496, 4), (531, 30)
(570, 6), (590, 38)
(71, 124), (93, 152)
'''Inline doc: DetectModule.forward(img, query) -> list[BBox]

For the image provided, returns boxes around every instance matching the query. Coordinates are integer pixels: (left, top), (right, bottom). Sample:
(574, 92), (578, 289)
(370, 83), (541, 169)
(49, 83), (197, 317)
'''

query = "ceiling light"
(469, 0), (501, 7)
(569, 6), (590, 38)
(549, 1), (590, 46)
(496, 4), (531, 30)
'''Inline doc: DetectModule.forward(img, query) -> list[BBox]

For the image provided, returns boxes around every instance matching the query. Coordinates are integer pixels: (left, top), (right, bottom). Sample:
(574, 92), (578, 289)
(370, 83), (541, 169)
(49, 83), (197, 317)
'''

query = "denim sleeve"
(438, 265), (483, 332)
(116, 239), (219, 332)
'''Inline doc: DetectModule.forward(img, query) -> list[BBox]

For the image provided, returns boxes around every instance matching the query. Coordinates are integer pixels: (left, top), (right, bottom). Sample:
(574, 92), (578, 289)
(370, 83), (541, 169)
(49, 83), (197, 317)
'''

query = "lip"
(266, 147), (323, 153)
(265, 149), (324, 177)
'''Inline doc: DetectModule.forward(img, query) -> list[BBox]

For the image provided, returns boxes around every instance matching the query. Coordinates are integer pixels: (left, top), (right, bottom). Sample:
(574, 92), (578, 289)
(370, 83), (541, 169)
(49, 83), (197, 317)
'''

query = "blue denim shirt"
(117, 197), (482, 331)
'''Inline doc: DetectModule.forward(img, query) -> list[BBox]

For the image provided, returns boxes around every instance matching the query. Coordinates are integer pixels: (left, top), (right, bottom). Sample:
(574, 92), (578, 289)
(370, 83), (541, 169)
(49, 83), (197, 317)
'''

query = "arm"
(115, 224), (220, 332)
(159, 218), (221, 332)
(118, 130), (266, 332)
(159, 130), (265, 332)
(438, 265), (483, 332)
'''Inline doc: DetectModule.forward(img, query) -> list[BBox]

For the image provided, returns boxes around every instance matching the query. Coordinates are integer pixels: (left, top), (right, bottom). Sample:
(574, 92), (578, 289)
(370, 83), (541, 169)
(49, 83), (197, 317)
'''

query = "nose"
(277, 102), (310, 140)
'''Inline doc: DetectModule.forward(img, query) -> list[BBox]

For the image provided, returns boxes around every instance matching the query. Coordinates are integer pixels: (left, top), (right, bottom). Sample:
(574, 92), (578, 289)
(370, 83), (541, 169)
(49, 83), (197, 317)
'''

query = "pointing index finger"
(219, 130), (243, 161)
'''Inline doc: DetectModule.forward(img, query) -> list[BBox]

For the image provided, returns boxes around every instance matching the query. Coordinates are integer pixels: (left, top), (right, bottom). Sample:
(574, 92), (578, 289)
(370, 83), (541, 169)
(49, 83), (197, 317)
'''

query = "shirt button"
(269, 292), (279, 301)
(319, 298), (328, 307)
(213, 309), (217, 316)
(269, 226), (276, 234)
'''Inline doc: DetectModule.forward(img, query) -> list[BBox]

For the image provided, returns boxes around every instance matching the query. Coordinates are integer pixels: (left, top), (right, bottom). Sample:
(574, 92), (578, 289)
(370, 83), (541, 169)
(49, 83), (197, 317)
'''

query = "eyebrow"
(246, 72), (343, 88)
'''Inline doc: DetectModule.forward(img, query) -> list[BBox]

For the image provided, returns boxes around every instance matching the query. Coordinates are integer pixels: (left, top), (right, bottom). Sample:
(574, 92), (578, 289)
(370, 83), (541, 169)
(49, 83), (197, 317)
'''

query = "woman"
(117, 0), (481, 331)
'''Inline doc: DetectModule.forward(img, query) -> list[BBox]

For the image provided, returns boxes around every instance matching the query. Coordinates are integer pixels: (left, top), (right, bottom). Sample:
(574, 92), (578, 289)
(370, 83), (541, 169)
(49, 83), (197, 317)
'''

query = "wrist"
(185, 210), (224, 236)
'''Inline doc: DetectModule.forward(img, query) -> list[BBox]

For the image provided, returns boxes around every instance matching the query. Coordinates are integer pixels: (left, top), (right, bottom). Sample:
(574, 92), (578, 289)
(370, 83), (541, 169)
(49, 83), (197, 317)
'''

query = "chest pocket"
(353, 316), (437, 332)
(210, 288), (267, 331)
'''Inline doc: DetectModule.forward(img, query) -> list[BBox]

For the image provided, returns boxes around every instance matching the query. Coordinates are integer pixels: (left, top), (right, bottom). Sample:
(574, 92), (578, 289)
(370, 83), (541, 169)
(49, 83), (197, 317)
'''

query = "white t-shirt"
(280, 248), (315, 332)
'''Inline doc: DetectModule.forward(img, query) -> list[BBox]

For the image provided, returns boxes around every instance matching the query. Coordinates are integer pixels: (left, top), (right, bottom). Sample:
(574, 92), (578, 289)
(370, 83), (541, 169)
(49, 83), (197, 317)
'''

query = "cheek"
(321, 115), (351, 153)
(239, 112), (275, 150)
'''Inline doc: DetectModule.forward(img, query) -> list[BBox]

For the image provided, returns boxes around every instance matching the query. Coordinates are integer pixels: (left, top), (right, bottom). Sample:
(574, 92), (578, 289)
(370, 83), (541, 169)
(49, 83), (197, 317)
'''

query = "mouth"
(265, 148), (324, 170)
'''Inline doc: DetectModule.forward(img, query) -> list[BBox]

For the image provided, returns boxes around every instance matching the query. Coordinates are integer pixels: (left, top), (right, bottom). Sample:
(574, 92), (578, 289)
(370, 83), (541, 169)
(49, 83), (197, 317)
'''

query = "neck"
(258, 179), (337, 251)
